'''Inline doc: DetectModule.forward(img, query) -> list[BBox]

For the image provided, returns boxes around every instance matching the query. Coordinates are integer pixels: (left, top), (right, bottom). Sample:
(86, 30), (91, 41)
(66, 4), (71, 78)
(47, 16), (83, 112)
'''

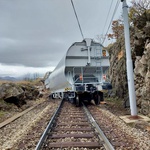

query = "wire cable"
(71, 0), (84, 40)
(102, 0), (113, 36)
(102, 0), (120, 45)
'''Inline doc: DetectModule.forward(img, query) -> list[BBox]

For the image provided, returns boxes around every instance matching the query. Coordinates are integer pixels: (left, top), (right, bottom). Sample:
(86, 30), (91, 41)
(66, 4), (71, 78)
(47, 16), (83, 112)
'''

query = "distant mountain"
(0, 76), (17, 81)
(0, 73), (45, 81)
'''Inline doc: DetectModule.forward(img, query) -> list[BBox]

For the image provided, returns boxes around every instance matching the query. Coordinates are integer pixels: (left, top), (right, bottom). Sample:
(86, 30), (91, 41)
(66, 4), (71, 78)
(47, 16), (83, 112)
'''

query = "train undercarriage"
(51, 91), (103, 106)
(71, 91), (103, 106)
(51, 83), (104, 106)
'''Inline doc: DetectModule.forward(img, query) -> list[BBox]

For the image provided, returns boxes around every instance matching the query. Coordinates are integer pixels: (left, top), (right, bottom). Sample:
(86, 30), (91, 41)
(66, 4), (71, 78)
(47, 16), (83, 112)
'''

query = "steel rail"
(35, 99), (64, 150)
(82, 103), (115, 150)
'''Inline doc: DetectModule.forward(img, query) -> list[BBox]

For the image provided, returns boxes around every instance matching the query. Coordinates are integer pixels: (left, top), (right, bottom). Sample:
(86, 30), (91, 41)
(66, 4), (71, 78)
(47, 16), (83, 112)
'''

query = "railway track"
(35, 100), (114, 150)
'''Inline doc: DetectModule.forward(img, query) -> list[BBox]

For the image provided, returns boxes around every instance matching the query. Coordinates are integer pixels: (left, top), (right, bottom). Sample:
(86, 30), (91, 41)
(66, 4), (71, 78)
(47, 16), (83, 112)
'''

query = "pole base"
(120, 115), (150, 124)
(127, 115), (143, 120)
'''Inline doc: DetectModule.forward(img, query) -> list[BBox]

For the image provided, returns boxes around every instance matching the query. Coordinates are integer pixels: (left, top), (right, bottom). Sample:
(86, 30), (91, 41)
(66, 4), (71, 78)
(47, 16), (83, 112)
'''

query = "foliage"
(107, 0), (150, 40)
(107, 19), (124, 40)
(129, 0), (150, 28)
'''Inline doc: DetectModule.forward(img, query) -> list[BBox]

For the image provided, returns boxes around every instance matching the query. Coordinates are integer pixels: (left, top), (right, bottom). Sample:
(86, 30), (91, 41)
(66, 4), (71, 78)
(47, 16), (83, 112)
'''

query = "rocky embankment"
(0, 83), (39, 107)
(0, 80), (46, 122)
(134, 42), (150, 117)
(107, 9), (150, 117)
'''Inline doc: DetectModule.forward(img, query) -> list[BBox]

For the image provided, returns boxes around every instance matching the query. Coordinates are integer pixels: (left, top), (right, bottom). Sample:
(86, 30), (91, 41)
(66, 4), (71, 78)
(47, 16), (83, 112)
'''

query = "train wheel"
(69, 98), (75, 104)
(94, 94), (100, 105)
(59, 92), (64, 99)
(75, 95), (80, 107)
(52, 93), (55, 99)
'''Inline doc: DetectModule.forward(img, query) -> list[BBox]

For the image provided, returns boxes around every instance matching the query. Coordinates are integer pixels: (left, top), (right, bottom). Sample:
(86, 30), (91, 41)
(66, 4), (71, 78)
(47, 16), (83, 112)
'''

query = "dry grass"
(0, 80), (13, 85)
(0, 78), (43, 86)
(0, 111), (5, 117)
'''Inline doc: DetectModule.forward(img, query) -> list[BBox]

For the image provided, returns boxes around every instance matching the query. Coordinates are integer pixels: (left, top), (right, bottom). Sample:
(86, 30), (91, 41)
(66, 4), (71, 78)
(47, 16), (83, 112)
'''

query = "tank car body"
(45, 38), (112, 106)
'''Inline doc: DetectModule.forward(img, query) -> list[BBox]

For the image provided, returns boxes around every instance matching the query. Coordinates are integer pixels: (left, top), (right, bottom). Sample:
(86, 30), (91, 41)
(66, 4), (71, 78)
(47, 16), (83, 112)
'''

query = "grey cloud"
(0, 0), (124, 74)
(0, 38), (68, 67)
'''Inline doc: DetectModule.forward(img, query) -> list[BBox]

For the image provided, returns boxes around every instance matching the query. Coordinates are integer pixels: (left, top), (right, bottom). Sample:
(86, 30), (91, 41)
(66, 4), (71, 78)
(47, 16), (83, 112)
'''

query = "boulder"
(0, 83), (25, 107)
(0, 83), (40, 107)
(134, 60), (147, 77)
(140, 100), (150, 115)
(140, 55), (147, 65)
(20, 84), (39, 100)
(0, 83), (24, 99)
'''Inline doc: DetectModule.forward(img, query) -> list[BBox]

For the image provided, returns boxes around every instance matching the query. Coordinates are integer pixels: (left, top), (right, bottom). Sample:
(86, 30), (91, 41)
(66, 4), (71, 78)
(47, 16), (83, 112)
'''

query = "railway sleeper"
(45, 142), (102, 148)
(56, 122), (90, 126)
(53, 127), (93, 131)
(50, 133), (94, 139)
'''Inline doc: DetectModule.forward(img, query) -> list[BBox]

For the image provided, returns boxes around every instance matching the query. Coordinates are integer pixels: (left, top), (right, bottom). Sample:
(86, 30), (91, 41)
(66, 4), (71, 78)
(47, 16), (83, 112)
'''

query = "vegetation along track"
(36, 100), (114, 150)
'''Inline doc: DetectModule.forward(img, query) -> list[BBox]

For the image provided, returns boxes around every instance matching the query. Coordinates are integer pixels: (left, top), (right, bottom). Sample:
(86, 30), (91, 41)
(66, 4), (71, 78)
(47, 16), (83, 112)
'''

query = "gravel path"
(0, 99), (61, 150)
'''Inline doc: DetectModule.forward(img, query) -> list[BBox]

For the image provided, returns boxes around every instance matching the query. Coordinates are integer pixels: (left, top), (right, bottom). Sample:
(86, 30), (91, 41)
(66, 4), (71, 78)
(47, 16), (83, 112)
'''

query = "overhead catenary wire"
(102, 0), (120, 45)
(71, 0), (84, 40)
(102, 0), (113, 36)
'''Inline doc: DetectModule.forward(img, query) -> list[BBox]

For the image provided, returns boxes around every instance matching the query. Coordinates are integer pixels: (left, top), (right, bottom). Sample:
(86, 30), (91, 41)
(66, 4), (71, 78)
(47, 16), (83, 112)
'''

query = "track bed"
(36, 100), (113, 149)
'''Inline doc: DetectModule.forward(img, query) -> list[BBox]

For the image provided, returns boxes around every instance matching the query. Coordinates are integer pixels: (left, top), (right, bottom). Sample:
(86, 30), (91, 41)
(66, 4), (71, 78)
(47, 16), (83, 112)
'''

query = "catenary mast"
(121, 0), (137, 116)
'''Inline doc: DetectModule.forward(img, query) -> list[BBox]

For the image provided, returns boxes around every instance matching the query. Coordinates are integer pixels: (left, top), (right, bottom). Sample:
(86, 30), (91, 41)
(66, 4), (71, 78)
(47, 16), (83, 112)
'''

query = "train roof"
(71, 38), (103, 47)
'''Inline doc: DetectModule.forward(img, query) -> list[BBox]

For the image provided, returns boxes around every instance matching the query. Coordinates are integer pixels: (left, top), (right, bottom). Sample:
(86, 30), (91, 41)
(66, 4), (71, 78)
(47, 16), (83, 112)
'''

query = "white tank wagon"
(45, 38), (112, 106)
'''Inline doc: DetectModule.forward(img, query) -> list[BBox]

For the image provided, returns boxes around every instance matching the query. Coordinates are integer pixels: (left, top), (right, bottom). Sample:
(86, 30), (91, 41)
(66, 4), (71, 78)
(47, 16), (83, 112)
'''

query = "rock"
(0, 83), (24, 99)
(136, 56), (142, 60)
(143, 24), (150, 37)
(21, 85), (39, 100)
(145, 70), (150, 82)
(134, 59), (147, 77)
(0, 83), (40, 107)
(0, 83), (25, 107)
(140, 101), (150, 115)
(136, 88), (142, 97)
(140, 55), (147, 64)
(145, 42), (150, 50)
(4, 96), (26, 108)
(136, 97), (142, 107)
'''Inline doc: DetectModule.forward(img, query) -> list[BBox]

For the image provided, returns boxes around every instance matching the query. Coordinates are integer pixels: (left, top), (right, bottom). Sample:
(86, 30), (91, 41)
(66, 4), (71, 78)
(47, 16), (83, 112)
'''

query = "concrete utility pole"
(121, 0), (137, 116)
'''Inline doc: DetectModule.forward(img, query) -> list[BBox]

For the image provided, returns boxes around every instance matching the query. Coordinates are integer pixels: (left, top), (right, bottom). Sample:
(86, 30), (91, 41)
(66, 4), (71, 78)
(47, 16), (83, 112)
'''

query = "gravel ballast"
(0, 99), (61, 150)
(0, 99), (150, 150)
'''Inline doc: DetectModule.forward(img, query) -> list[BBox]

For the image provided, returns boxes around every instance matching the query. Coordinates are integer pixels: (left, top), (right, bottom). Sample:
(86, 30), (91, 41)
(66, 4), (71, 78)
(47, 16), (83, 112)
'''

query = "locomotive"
(45, 38), (112, 106)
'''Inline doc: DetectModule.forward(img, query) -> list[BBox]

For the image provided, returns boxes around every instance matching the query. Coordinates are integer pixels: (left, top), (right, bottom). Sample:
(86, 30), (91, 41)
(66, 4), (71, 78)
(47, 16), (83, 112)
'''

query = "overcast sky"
(0, 0), (132, 77)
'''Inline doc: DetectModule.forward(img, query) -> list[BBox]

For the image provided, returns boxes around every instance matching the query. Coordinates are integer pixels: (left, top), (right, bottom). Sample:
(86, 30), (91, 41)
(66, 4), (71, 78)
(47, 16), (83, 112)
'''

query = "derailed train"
(45, 38), (112, 106)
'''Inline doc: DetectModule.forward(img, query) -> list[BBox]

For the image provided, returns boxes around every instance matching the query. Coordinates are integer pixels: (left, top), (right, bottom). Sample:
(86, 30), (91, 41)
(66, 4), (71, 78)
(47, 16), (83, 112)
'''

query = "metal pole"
(121, 0), (137, 116)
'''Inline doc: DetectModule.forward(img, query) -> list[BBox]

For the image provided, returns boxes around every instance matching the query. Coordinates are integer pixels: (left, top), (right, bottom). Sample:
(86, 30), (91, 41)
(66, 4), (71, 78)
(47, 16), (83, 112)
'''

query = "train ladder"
(94, 47), (103, 82)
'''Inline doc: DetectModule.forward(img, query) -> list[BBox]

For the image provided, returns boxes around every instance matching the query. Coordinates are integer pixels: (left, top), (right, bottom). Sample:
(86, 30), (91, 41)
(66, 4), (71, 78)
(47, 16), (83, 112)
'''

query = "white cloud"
(0, 63), (54, 77)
